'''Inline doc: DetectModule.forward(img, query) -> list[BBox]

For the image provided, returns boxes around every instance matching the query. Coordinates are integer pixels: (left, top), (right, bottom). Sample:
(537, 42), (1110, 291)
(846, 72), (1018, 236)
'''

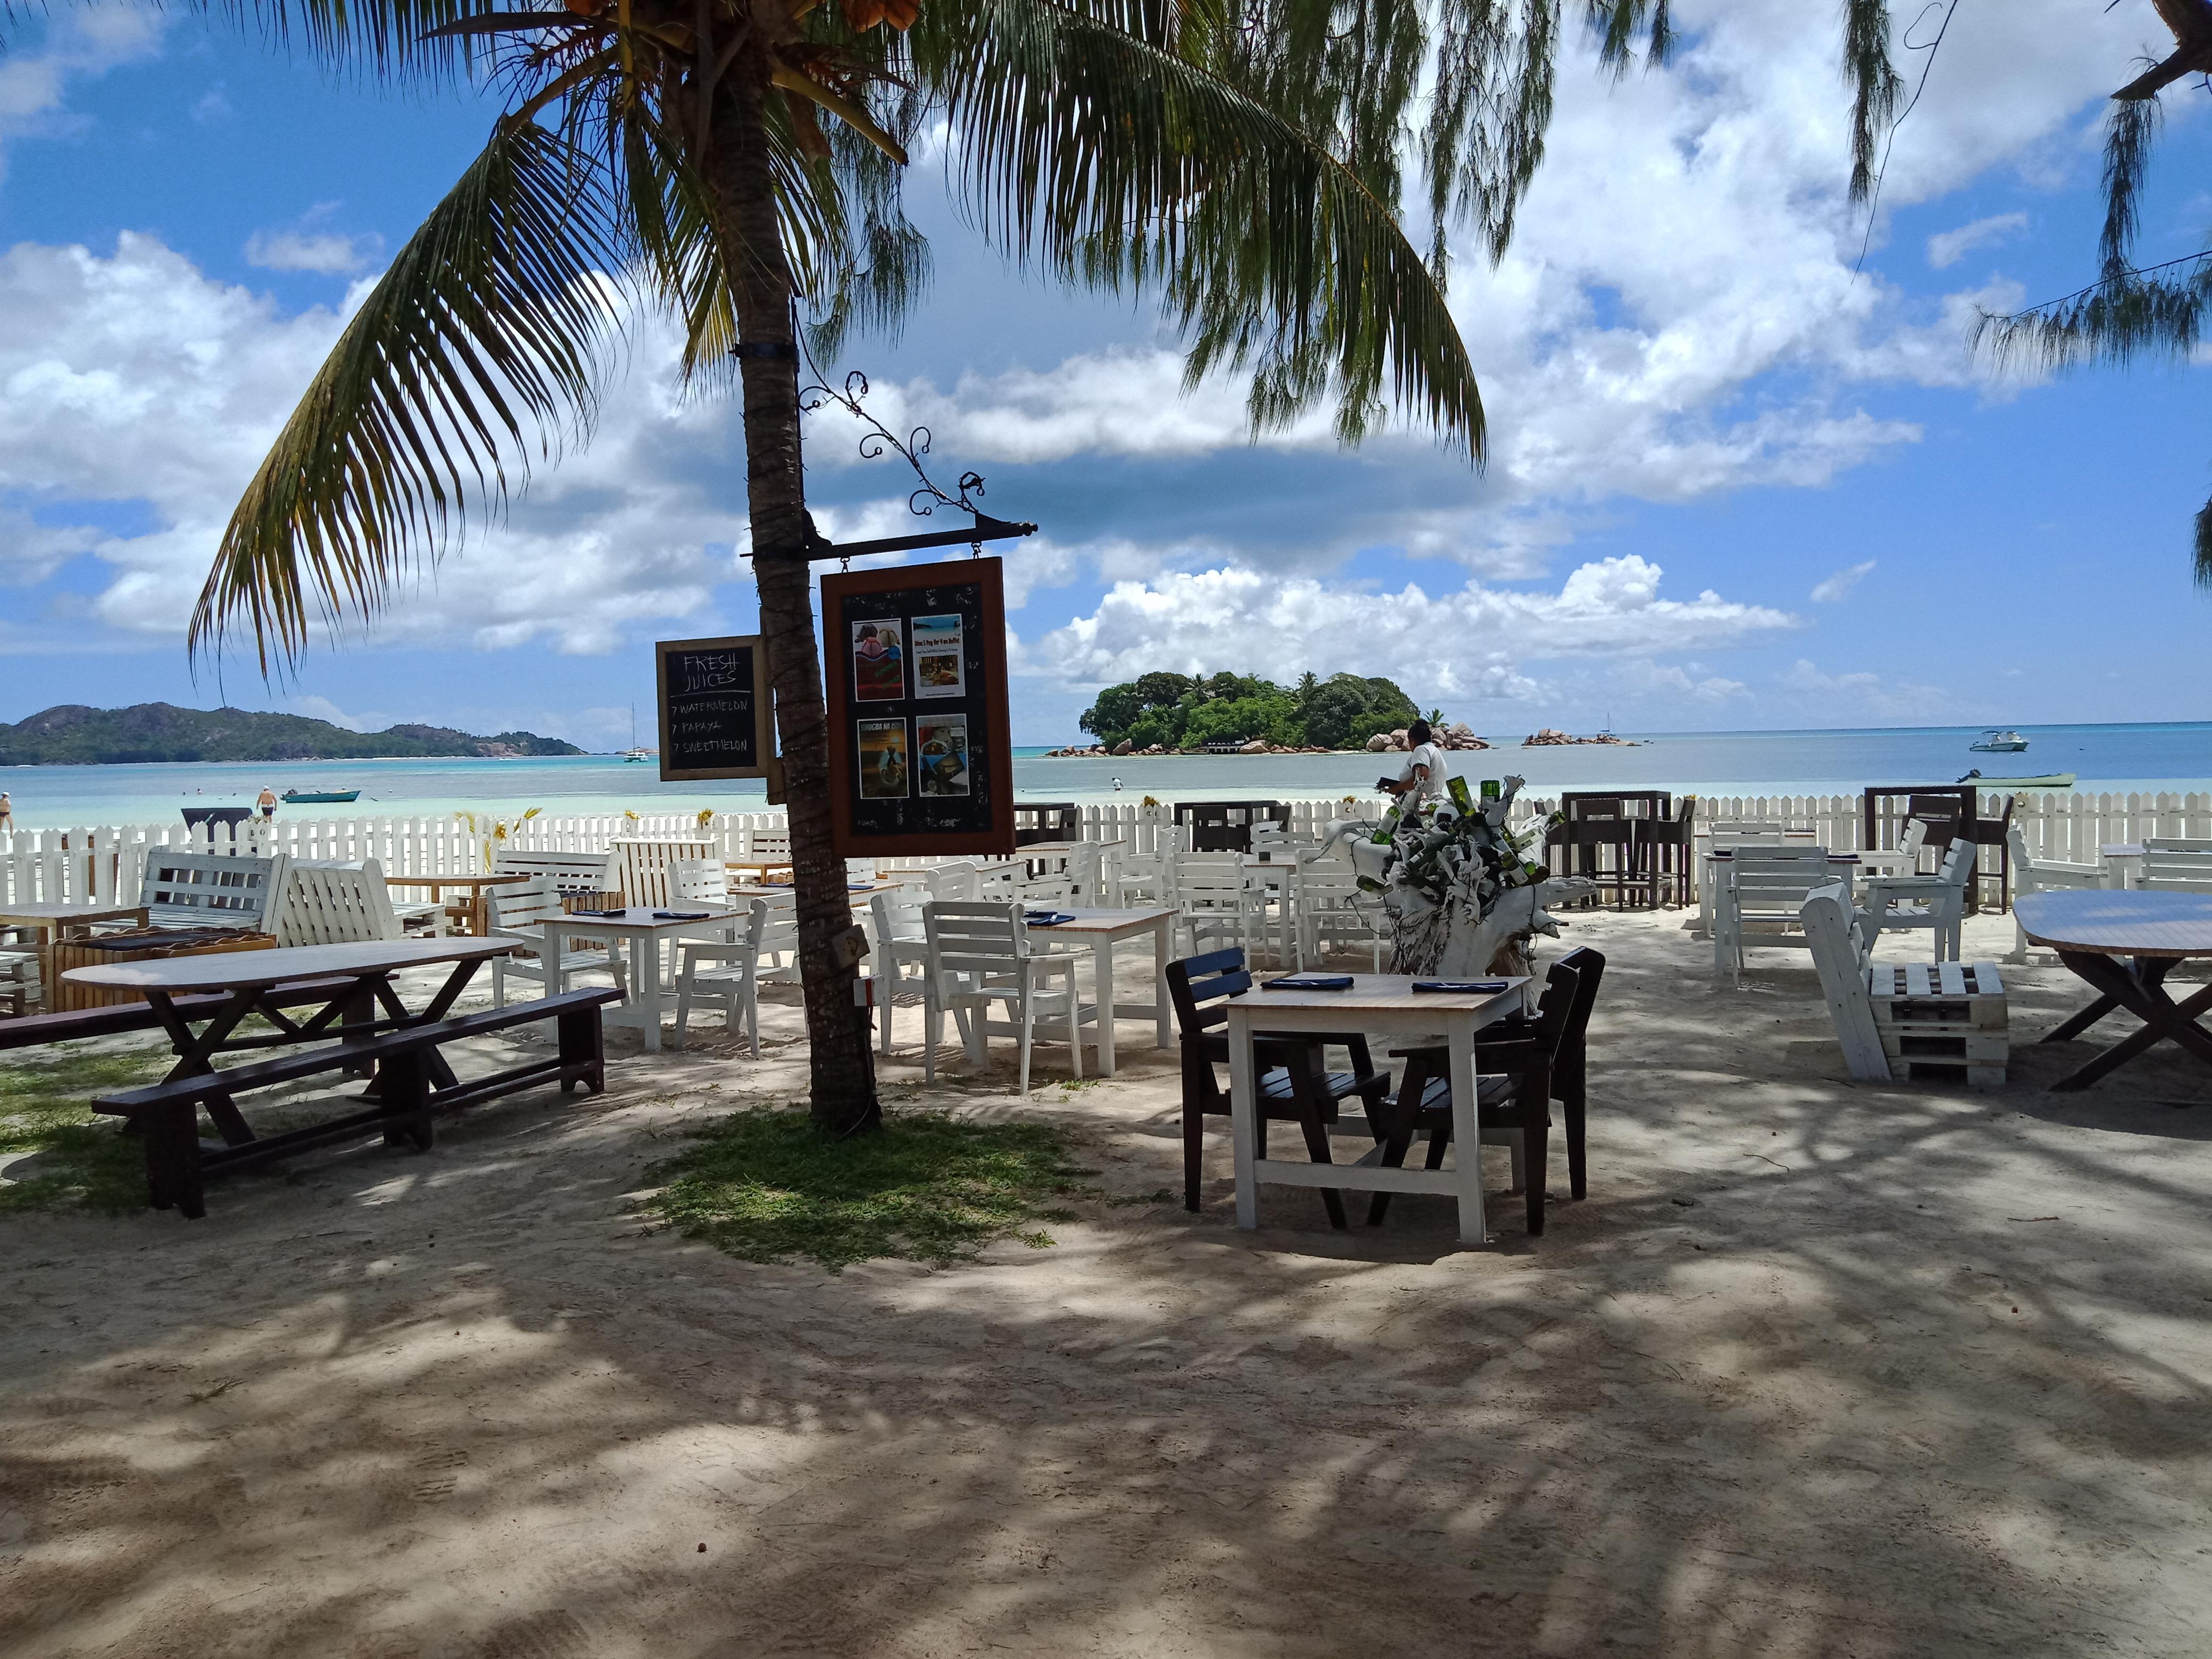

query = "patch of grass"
(0, 1042), (176, 1214)
(646, 1109), (1096, 1272)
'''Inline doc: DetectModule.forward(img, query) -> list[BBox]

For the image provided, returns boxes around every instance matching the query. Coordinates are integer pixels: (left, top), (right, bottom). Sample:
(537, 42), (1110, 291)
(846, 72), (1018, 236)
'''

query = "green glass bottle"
(1370, 805), (1401, 844)
(1447, 775), (1476, 814)
(1480, 778), (1502, 800)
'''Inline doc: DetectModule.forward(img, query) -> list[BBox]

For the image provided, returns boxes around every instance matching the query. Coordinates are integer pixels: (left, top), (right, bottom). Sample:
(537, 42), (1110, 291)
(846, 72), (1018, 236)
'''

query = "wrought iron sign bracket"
(751, 512), (1038, 564)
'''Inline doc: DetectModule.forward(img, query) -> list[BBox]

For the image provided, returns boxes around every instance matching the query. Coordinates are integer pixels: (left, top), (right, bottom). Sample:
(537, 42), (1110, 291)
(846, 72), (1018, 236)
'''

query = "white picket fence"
(6, 791), (2207, 908)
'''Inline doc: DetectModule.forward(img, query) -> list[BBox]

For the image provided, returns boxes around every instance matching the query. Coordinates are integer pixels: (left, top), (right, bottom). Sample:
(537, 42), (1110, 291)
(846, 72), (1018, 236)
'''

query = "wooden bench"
(0, 978), (361, 1053)
(92, 987), (622, 1218)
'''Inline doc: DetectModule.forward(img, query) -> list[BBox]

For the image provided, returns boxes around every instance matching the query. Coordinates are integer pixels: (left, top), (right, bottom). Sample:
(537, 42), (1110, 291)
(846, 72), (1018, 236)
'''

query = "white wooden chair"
(730, 825), (793, 883)
(1296, 857), (1386, 970)
(927, 861), (981, 902)
(271, 859), (409, 945)
(673, 858), (731, 904)
(921, 901), (1095, 1093)
(868, 886), (931, 1054)
(1850, 817), (1930, 881)
(614, 839), (718, 909)
(672, 896), (800, 1054)
(1805, 882), (2008, 1085)
(2146, 837), (2212, 853)
(2006, 825), (2104, 963)
(1064, 842), (1109, 905)
(1175, 852), (1254, 958)
(140, 851), (286, 932)
(1712, 847), (1837, 978)
(1111, 840), (1174, 907)
(493, 848), (617, 898)
(1855, 840), (1975, 964)
(488, 879), (626, 1007)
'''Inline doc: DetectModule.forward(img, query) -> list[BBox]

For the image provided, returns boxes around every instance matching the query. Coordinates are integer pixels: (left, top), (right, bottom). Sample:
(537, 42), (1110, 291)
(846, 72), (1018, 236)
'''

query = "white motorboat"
(1968, 729), (2029, 753)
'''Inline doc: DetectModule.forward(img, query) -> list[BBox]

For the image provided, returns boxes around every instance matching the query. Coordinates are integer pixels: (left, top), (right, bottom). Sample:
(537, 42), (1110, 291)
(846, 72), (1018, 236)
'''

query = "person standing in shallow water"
(257, 785), (278, 820)
(0, 791), (12, 835)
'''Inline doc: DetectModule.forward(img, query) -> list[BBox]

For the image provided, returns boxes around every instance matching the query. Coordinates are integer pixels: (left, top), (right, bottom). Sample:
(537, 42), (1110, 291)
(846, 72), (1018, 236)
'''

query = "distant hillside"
(0, 704), (584, 766)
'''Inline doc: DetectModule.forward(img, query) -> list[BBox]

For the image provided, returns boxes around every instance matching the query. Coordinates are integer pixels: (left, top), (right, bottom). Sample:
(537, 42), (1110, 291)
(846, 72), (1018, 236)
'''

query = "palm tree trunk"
(702, 63), (880, 1136)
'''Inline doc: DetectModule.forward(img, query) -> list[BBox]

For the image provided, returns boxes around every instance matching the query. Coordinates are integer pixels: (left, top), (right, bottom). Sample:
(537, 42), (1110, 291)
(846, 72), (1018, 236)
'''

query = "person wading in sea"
(257, 785), (278, 820)
(0, 791), (12, 835)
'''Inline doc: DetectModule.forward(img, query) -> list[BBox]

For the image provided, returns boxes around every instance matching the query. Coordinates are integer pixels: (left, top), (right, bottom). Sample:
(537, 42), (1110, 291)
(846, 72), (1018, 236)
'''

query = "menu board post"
(822, 558), (1015, 858)
(655, 635), (775, 781)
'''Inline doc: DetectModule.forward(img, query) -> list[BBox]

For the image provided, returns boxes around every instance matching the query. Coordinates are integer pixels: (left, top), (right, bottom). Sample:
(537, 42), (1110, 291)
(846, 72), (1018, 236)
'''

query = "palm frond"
(912, 0), (1484, 458)
(2099, 94), (2161, 278)
(1425, 0), (1559, 270)
(191, 119), (626, 672)
(1842, 0), (1901, 204)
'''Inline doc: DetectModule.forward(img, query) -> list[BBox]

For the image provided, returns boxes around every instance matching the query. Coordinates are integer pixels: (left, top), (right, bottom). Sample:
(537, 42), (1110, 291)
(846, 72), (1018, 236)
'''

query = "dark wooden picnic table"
(61, 937), (616, 1217)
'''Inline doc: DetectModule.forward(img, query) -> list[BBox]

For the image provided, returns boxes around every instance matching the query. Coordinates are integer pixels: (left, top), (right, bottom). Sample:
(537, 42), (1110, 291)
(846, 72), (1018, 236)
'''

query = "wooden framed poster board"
(822, 557), (1015, 858)
(656, 634), (775, 782)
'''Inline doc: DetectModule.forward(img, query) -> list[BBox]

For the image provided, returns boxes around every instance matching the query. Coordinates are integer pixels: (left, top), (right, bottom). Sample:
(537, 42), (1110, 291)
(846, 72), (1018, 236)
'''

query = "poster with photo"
(857, 719), (911, 798)
(916, 716), (971, 797)
(851, 619), (906, 701)
(911, 614), (966, 699)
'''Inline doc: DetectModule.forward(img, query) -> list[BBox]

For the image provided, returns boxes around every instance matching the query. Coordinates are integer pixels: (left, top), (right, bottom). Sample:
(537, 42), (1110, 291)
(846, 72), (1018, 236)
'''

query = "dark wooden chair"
(1165, 949), (1391, 1227)
(1636, 800), (1697, 908)
(1366, 945), (1606, 1235)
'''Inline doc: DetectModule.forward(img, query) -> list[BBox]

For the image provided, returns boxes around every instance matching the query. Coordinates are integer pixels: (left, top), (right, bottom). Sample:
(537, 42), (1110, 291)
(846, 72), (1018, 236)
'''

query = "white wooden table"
(1224, 974), (1527, 1245)
(1023, 907), (1175, 1076)
(538, 906), (740, 1052)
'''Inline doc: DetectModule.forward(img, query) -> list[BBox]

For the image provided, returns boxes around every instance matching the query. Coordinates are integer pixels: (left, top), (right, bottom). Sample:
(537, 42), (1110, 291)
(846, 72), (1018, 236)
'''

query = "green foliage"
(0, 1044), (177, 1214)
(1080, 667), (1415, 749)
(646, 1107), (1095, 1271)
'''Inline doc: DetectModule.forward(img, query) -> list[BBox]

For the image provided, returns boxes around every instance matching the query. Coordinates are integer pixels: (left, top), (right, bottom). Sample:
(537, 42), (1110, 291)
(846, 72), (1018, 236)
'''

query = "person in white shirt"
(1380, 719), (1448, 807)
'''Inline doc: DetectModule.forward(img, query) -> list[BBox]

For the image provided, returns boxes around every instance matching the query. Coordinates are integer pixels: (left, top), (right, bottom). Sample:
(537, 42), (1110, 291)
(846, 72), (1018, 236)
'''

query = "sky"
(2, 0), (2210, 750)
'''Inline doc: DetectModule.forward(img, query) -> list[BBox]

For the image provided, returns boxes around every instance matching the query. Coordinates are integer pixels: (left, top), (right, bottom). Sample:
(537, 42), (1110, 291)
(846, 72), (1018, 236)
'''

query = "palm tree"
(69, 0), (1904, 1131)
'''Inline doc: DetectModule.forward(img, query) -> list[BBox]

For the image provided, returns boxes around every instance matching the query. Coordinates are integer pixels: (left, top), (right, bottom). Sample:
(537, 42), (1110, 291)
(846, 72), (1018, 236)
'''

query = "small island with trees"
(1055, 671), (1491, 756)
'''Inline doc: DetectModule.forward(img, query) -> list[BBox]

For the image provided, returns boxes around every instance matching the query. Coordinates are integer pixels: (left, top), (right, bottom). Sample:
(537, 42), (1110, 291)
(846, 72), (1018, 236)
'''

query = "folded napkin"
(653, 910), (713, 920)
(1264, 974), (1354, 991)
(571, 907), (628, 918)
(1411, 979), (1510, 994)
(1024, 911), (1076, 926)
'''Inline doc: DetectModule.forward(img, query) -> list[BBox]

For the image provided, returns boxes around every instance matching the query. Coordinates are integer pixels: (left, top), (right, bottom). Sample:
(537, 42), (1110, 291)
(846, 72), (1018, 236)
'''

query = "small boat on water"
(282, 787), (362, 803)
(1958, 769), (2076, 789)
(1969, 729), (2030, 753)
(621, 748), (655, 763)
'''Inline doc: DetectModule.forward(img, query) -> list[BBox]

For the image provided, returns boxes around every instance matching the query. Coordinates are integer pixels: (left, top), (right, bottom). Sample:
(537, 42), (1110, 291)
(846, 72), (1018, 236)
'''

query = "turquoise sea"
(3, 722), (2210, 831)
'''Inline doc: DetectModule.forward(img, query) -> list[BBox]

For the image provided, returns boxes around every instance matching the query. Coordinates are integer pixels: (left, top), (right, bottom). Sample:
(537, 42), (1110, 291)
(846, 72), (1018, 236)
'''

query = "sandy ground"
(6, 906), (2212, 1657)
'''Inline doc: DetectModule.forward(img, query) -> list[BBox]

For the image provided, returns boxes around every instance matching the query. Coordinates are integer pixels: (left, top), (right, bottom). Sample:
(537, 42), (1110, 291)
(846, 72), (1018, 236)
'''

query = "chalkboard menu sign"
(823, 557), (1014, 857)
(655, 634), (774, 781)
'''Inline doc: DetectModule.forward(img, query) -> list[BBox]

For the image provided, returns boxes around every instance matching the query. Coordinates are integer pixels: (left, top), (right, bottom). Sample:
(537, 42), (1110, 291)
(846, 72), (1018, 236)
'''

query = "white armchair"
(1855, 840), (1975, 964)
(921, 900), (1095, 1093)
(2005, 826), (2102, 963)
(672, 895), (798, 1054)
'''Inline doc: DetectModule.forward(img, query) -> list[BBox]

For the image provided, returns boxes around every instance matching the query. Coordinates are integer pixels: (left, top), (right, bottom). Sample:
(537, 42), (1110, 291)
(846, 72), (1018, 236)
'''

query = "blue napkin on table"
(653, 910), (713, 920)
(1024, 911), (1076, 926)
(1411, 979), (1510, 994)
(571, 907), (627, 918)
(1264, 974), (1354, 991)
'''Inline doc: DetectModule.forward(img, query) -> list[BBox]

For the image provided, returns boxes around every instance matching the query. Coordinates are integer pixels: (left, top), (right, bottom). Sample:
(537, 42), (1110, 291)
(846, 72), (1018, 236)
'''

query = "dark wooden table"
(62, 939), (522, 1142)
(2016, 891), (2212, 1090)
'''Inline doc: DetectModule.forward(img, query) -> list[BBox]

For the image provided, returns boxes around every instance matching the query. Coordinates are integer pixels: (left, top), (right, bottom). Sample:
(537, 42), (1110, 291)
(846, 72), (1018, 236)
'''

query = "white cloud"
(1811, 560), (1877, 602)
(0, 235), (740, 660)
(288, 694), (376, 731)
(1023, 557), (1796, 707)
(0, 509), (100, 586)
(1928, 212), (2031, 269)
(245, 229), (380, 275)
